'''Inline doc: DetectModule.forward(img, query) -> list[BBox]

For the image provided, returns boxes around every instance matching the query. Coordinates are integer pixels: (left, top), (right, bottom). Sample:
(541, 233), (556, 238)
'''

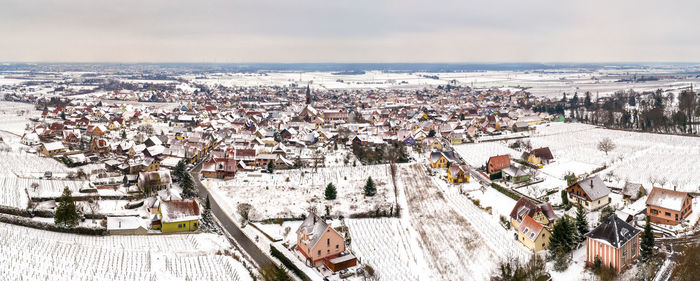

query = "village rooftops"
(585, 215), (640, 248)
(646, 187), (689, 212)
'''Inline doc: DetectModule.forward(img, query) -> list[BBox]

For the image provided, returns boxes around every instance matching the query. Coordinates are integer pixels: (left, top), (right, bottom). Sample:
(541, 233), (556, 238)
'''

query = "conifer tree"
(325, 183), (337, 200)
(364, 177), (376, 196)
(55, 187), (79, 228)
(575, 204), (589, 242)
(640, 217), (655, 262)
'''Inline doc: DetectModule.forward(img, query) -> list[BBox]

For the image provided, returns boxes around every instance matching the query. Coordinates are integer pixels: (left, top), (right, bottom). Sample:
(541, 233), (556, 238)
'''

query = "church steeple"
(305, 85), (311, 104)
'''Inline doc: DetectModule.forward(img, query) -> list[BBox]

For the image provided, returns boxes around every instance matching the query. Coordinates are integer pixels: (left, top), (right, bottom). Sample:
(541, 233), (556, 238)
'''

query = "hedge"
(270, 244), (311, 281)
(0, 213), (106, 235)
(490, 183), (521, 201)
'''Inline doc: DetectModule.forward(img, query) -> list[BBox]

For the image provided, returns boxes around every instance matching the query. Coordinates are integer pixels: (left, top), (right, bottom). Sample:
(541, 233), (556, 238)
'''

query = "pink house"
(296, 213), (346, 266)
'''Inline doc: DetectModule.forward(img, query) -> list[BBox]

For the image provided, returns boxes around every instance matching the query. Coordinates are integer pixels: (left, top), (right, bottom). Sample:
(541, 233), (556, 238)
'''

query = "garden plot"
(399, 164), (497, 280)
(25, 178), (91, 199)
(346, 218), (427, 281)
(0, 222), (252, 281)
(204, 165), (396, 220)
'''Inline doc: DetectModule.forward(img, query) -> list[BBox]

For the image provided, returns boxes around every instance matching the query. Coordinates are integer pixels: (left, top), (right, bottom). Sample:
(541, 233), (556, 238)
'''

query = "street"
(189, 163), (274, 269)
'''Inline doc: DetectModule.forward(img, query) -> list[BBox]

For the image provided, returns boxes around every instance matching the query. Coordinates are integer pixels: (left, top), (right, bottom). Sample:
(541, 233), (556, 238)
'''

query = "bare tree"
(597, 137), (616, 155)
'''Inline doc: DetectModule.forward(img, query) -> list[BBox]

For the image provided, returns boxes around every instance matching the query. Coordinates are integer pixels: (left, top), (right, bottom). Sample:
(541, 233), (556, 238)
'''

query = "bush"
(491, 183), (520, 200)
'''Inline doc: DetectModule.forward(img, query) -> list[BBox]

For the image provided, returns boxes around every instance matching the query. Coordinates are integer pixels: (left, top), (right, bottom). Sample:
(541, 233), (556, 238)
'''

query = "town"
(0, 64), (699, 281)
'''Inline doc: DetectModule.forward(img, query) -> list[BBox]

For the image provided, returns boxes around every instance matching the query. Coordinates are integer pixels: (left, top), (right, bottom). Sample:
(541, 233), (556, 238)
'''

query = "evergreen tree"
(181, 173), (196, 198)
(267, 161), (275, 173)
(364, 177), (376, 196)
(428, 129), (436, 138)
(55, 187), (79, 228)
(325, 183), (337, 200)
(549, 216), (574, 253)
(174, 160), (186, 180)
(121, 130), (127, 139)
(205, 196), (211, 210)
(640, 217), (655, 262)
(575, 204), (589, 242)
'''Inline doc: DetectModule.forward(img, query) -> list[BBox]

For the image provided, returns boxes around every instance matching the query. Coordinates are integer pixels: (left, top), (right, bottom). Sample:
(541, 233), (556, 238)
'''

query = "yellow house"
(447, 165), (470, 183)
(516, 215), (551, 252)
(158, 199), (201, 233)
(430, 152), (452, 169)
(509, 197), (557, 230)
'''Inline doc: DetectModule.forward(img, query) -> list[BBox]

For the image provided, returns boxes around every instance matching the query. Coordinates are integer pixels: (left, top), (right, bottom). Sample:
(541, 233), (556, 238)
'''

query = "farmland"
(0, 222), (252, 281)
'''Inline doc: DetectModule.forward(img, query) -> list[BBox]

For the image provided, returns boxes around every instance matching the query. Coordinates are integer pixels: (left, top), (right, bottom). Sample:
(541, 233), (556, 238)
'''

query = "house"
(487, 154), (510, 175)
(137, 170), (172, 193)
(622, 182), (646, 202)
(566, 175), (611, 211)
(90, 138), (110, 154)
(523, 147), (554, 166)
(21, 133), (40, 146)
(106, 216), (148, 235)
(423, 137), (443, 151)
(158, 199), (201, 233)
(447, 165), (470, 183)
(296, 213), (348, 267)
(502, 166), (530, 183)
(430, 151), (455, 169)
(202, 157), (237, 179)
(645, 187), (692, 226)
(40, 141), (66, 156)
(585, 215), (641, 274)
(515, 215), (551, 252)
(509, 197), (557, 229)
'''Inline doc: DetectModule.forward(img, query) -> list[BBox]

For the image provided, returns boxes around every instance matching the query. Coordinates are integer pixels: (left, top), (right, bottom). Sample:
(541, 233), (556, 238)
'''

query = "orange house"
(645, 187), (692, 226)
(296, 213), (346, 266)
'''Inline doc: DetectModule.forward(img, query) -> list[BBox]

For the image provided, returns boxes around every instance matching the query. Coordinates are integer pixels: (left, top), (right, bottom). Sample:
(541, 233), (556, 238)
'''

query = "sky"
(1, 0), (700, 63)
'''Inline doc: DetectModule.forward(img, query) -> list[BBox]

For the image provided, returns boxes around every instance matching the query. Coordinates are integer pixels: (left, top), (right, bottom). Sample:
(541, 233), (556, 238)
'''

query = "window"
(336, 245), (339, 249)
(651, 209), (658, 215)
(665, 212), (671, 217)
(675, 214), (679, 221)
(317, 250), (321, 256)
(327, 238), (330, 246)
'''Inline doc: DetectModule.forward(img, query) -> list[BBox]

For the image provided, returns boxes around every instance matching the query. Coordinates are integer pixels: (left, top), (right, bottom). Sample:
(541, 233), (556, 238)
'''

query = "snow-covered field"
(346, 218), (425, 281)
(0, 222), (252, 281)
(180, 69), (700, 98)
(529, 123), (700, 192)
(204, 165), (396, 220)
(456, 122), (700, 194)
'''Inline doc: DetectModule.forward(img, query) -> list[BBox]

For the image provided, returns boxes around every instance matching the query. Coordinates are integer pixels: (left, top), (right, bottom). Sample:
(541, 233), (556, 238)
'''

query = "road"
(189, 163), (273, 269)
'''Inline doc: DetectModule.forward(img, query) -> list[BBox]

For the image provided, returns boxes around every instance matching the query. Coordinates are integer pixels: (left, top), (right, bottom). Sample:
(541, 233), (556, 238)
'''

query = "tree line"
(533, 89), (700, 135)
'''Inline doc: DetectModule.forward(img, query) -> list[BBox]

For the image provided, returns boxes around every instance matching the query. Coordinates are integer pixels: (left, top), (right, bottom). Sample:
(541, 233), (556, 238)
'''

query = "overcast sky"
(1, 0), (699, 63)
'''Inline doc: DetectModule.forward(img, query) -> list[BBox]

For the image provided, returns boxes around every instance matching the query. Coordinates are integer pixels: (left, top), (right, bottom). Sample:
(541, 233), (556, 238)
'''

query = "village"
(0, 68), (699, 281)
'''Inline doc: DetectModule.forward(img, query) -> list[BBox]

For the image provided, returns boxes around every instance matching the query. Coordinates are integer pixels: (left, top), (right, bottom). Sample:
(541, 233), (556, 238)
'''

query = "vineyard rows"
(0, 223), (251, 281)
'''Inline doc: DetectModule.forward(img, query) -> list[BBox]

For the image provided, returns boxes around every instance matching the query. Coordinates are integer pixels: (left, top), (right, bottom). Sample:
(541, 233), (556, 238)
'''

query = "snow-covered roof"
(43, 141), (65, 151)
(575, 175), (610, 201)
(585, 215), (640, 248)
(646, 187), (689, 212)
(159, 199), (200, 223)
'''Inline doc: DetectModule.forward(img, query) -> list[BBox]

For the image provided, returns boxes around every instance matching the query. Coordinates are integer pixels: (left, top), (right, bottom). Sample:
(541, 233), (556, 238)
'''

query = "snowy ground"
(203, 165), (396, 220)
(456, 122), (700, 200)
(530, 122), (700, 192)
(344, 164), (530, 281)
(0, 222), (252, 281)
